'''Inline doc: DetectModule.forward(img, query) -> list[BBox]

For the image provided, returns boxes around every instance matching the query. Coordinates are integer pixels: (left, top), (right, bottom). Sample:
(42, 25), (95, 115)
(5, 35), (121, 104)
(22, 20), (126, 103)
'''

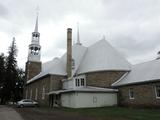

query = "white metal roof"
(27, 44), (87, 84)
(112, 59), (160, 86)
(27, 39), (131, 84)
(47, 86), (118, 95)
(77, 39), (131, 74)
(27, 57), (66, 84)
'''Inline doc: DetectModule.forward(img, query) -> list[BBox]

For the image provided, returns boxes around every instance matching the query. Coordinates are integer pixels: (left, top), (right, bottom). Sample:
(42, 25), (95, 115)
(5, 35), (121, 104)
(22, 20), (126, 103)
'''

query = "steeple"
(34, 15), (38, 32)
(25, 8), (42, 82)
(28, 13), (41, 62)
(76, 23), (82, 45)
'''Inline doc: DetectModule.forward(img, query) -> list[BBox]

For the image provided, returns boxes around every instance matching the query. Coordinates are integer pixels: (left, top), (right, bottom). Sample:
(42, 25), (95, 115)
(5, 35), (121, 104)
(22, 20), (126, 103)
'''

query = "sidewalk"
(0, 105), (24, 120)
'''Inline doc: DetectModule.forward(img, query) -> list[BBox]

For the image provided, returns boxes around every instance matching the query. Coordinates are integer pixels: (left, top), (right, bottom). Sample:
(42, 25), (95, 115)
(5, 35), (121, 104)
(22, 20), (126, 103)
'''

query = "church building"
(24, 15), (160, 108)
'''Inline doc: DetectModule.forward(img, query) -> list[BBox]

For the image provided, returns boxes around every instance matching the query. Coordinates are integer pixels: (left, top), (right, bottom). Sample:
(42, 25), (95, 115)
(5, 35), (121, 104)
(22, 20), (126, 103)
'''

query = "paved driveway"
(0, 105), (24, 120)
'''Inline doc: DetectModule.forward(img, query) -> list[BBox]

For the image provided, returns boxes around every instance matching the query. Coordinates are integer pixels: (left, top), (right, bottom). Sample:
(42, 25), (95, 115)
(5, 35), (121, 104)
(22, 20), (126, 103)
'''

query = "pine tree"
(4, 37), (18, 103)
(0, 53), (5, 84)
(0, 53), (6, 104)
(14, 68), (25, 101)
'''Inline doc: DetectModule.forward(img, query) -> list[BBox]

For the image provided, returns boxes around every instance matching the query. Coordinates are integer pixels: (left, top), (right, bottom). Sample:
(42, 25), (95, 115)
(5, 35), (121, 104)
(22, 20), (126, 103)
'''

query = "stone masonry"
(118, 82), (160, 107)
(25, 61), (41, 81)
(86, 71), (126, 88)
(25, 75), (65, 106)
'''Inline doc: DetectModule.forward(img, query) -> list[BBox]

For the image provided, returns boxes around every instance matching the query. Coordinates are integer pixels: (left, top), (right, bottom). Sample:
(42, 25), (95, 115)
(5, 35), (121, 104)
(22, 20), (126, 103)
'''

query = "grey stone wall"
(24, 75), (65, 106)
(118, 82), (160, 107)
(86, 71), (126, 88)
(25, 61), (41, 81)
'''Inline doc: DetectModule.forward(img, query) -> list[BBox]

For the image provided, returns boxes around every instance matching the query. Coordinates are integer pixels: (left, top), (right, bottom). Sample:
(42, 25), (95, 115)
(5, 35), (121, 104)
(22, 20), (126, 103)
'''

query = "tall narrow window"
(30, 89), (32, 99)
(77, 79), (80, 86)
(26, 90), (28, 99)
(35, 88), (38, 100)
(42, 86), (45, 100)
(81, 78), (84, 86)
(129, 88), (134, 99)
(155, 86), (160, 99)
(75, 79), (78, 86)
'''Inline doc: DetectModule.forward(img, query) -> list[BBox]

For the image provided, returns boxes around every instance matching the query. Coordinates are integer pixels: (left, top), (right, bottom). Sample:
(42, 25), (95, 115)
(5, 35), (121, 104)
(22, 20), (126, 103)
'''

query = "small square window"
(155, 86), (160, 99)
(129, 88), (134, 99)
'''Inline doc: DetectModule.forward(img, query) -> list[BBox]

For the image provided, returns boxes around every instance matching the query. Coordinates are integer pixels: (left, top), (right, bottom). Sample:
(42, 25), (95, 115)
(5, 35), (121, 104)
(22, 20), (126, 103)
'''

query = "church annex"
(24, 15), (160, 108)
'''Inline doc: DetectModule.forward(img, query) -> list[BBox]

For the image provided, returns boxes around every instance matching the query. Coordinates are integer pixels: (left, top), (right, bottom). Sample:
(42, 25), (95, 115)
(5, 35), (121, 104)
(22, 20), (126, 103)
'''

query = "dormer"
(62, 75), (86, 90)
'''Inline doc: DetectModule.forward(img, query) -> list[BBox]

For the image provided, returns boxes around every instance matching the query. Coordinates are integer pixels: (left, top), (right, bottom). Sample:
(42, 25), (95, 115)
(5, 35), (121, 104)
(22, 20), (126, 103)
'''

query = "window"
(75, 79), (80, 86)
(35, 88), (38, 100)
(77, 79), (80, 86)
(81, 78), (85, 86)
(25, 90), (28, 99)
(42, 86), (45, 100)
(30, 89), (32, 99)
(75, 79), (78, 86)
(129, 88), (134, 99)
(75, 77), (86, 87)
(155, 86), (160, 99)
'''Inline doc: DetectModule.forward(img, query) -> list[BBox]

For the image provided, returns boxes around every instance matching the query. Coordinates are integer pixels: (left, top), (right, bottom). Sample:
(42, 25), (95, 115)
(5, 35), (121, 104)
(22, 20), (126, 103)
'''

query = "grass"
(52, 106), (160, 120)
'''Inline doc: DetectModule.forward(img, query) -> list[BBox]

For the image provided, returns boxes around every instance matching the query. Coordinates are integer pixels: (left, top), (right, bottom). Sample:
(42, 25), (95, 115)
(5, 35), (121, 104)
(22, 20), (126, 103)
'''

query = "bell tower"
(28, 15), (41, 61)
(25, 14), (42, 81)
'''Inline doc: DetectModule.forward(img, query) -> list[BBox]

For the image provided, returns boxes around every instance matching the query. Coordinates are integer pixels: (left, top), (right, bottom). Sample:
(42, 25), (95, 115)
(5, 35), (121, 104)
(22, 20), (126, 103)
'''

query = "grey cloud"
(2, 0), (160, 69)
(0, 3), (8, 18)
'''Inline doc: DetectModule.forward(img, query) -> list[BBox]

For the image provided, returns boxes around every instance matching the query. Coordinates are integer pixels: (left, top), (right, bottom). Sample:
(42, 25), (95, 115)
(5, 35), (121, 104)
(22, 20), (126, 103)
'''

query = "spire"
(34, 6), (39, 32)
(34, 14), (38, 32)
(76, 22), (82, 45)
(28, 7), (41, 62)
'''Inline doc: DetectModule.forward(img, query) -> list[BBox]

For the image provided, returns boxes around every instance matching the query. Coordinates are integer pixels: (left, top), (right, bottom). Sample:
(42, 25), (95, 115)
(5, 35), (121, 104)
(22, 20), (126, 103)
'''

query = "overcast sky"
(0, 0), (160, 69)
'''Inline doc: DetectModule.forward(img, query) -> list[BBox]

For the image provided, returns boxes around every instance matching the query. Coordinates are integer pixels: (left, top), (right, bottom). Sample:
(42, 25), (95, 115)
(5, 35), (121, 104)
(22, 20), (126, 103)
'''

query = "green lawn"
(54, 107), (160, 120)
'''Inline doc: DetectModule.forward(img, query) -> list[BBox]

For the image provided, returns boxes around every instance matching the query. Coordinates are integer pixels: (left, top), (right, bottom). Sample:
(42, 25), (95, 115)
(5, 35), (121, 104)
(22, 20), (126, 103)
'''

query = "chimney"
(66, 28), (72, 78)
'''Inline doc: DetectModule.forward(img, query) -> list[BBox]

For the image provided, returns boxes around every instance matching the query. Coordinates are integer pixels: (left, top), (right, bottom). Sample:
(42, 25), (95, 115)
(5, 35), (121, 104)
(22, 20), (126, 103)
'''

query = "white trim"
(112, 72), (129, 86)
(154, 86), (160, 99)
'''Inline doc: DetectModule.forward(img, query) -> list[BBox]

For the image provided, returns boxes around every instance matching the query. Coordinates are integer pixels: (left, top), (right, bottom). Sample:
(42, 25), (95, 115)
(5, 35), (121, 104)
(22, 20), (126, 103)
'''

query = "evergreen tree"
(0, 53), (5, 84)
(14, 68), (25, 101)
(0, 37), (24, 104)
(4, 37), (18, 103)
(0, 53), (6, 104)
